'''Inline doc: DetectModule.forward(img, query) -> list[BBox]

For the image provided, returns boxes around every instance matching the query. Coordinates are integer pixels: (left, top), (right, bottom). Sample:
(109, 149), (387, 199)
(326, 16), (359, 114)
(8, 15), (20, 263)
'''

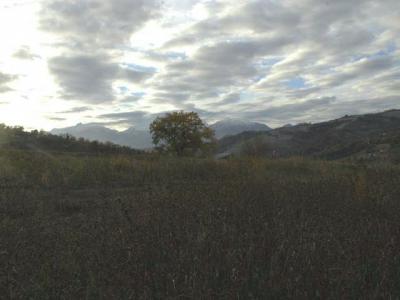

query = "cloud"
(0, 72), (18, 93)
(48, 54), (155, 103)
(47, 116), (66, 121)
(317, 55), (398, 89)
(40, 0), (160, 105)
(99, 110), (155, 129)
(146, 0), (399, 118)
(58, 106), (92, 114)
(40, 0), (161, 50)
(48, 54), (118, 103)
(243, 97), (337, 121)
(13, 46), (40, 60)
(240, 95), (400, 126)
(3, 0), (399, 130)
(120, 67), (155, 83)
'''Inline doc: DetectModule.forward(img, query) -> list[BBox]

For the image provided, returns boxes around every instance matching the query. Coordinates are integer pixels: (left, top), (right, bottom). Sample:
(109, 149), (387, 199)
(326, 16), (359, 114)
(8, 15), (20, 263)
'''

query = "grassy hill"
(0, 124), (143, 155)
(217, 109), (400, 163)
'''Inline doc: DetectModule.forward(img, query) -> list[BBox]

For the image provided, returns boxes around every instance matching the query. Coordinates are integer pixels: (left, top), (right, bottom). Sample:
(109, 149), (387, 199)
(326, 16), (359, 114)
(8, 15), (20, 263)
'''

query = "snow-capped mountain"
(51, 119), (271, 149)
(210, 119), (271, 139)
(51, 123), (152, 149)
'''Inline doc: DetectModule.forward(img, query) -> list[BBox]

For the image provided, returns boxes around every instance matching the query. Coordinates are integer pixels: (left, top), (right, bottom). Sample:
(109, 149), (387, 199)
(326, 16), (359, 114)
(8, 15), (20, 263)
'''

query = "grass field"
(1, 150), (400, 299)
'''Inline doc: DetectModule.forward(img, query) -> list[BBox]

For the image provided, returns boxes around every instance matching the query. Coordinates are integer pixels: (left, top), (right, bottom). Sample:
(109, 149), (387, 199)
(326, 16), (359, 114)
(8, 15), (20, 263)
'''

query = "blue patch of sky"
(118, 86), (129, 94)
(252, 74), (266, 83)
(252, 57), (282, 83)
(121, 63), (157, 73)
(131, 92), (145, 97)
(260, 58), (281, 67)
(351, 43), (397, 62)
(239, 91), (254, 102)
(166, 52), (187, 60)
(285, 77), (307, 89)
(117, 87), (146, 98)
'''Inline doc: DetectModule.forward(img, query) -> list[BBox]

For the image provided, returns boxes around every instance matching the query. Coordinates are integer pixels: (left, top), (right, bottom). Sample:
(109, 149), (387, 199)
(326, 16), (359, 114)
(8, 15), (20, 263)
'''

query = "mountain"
(51, 119), (272, 148)
(217, 109), (400, 162)
(51, 123), (119, 143)
(51, 124), (153, 149)
(118, 127), (153, 149)
(210, 119), (271, 139)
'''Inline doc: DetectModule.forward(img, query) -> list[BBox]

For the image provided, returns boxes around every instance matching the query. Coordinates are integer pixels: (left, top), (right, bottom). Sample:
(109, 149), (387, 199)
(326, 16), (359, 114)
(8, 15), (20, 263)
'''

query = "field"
(1, 150), (400, 299)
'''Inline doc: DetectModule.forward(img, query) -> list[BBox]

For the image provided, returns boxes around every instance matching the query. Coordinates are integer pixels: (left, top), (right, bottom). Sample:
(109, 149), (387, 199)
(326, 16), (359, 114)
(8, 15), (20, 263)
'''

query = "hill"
(217, 109), (400, 162)
(0, 124), (142, 155)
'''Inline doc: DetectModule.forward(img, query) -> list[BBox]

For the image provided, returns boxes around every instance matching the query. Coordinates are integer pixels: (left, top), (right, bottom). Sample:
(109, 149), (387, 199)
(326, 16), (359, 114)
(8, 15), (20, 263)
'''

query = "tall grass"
(1, 151), (400, 299)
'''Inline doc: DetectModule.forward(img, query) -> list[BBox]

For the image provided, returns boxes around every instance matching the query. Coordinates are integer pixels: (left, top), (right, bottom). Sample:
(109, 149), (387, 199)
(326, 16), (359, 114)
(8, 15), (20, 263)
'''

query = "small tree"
(240, 136), (271, 157)
(149, 111), (216, 156)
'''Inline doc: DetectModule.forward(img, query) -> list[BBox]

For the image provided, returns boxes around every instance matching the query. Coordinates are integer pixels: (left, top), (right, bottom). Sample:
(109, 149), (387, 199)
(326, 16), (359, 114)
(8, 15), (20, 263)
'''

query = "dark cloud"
(218, 0), (301, 33)
(322, 55), (397, 88)
(48, 54), (118, 103)
(0, 72), (18, 93)
(40, 0), (160, 104)
(240, 95), (400, 125)
(98, 107), (218, 129)
(99, 110), (155, 129)
(58, 106), (92, 114)
(48, 54), (155, 103)
(151, 37), (290, 106)
(35, 0), (399, 125)
(13, 46), (40, 60)
(218, 93), (241, 106)
(120, 67), (155, 83)
(321, 96), (400, 118)
(40, 0), (161, 50)
(119, 95), (144, 103)
(243, 97), (337, 120)
(153, 0), (399, 116)
(100, 110), (150, 120)
(47, 116), (67, 121)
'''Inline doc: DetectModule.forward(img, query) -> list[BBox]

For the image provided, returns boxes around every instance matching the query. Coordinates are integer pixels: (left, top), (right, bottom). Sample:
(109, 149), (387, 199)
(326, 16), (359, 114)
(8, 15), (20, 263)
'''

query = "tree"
(149, 111), (216, 156)
(240, 136), (271, 157)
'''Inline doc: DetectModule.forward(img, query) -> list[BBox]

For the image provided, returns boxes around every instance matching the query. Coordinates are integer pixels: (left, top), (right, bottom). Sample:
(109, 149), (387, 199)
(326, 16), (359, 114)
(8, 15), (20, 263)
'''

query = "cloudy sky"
(0, 0), (399, 130)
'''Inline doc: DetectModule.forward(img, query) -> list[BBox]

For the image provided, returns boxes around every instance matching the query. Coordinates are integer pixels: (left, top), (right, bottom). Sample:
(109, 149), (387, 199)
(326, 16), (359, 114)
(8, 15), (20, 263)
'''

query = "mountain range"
(51, 119), (271, 149)
(50, 110), (400, 163)
(217, 109), (400, 162)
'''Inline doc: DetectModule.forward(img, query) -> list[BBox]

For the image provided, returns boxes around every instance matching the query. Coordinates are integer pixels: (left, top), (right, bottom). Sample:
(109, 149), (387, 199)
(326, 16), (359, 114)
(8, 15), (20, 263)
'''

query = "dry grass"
(1, 151), (400, 299)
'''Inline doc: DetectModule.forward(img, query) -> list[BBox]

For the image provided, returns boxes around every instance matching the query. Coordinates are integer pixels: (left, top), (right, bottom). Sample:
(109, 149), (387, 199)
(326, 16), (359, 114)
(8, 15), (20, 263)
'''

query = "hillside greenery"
(0, 124), (143, 155)
(218, 109), (400, 163)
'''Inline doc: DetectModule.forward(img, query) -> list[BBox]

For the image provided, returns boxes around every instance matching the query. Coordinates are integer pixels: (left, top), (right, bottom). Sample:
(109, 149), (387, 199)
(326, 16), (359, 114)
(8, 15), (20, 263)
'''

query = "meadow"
(1, 150), (400, 299)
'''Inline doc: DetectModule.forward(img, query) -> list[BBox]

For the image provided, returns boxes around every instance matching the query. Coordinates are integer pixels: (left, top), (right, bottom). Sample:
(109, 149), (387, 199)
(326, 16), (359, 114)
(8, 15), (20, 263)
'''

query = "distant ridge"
(217, 109), (400, 162)
(51, 124), (153, 149)
(210, 119), (271, 139)
(51, 119), (272, 148)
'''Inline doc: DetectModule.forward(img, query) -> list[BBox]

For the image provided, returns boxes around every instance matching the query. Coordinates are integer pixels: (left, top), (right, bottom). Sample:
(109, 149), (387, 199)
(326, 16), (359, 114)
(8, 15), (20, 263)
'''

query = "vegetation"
(240, 135), (273, 157)
(150, 111), (216, 156)
(218, 109), (400, 163)
(0, 124), (142, 155)
(1, 147), (400, 298)
(1, 118), (400, 298)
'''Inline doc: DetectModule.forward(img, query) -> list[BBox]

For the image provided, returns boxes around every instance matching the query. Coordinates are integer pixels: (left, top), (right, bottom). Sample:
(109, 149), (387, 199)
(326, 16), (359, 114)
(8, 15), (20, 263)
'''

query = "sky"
(0, 0), (399, 131)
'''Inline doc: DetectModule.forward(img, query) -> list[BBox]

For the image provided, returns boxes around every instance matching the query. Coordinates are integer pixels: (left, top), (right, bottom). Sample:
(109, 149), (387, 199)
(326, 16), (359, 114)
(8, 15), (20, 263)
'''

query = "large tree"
(149, 111), (216, 156)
